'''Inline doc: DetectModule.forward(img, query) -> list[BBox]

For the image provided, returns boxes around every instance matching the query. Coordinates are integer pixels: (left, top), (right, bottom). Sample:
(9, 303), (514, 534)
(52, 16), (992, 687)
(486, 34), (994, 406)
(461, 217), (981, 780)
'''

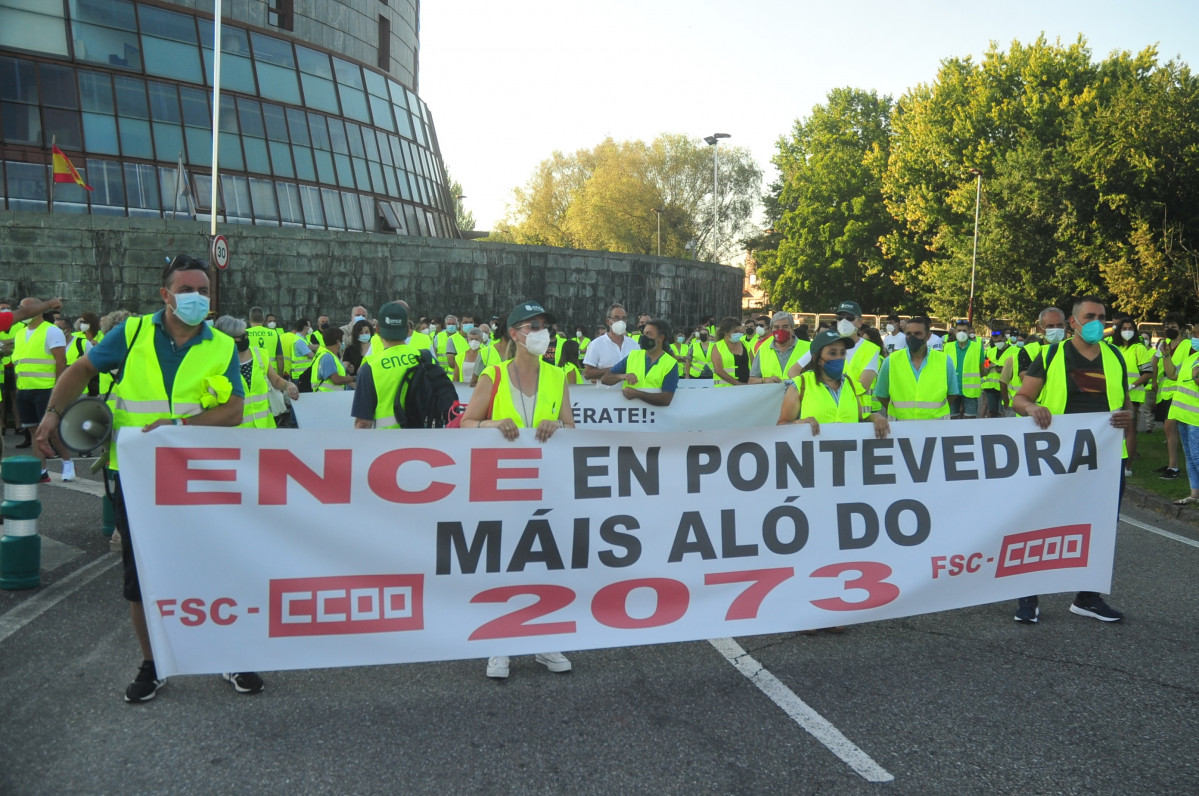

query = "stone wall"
(0, 213), (744, 331)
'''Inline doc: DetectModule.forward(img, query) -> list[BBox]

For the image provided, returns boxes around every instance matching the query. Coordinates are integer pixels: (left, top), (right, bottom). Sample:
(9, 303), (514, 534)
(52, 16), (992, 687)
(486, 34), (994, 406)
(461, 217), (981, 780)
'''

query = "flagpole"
(49, 134), (55, 213)
(210, 0), (222, 235)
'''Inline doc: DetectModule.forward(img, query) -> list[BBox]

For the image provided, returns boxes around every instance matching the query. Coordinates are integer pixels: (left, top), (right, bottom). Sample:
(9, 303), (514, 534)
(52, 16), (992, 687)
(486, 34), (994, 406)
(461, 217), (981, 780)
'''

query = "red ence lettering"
(469, 448), (543, 502)
(996, 524), (1090, 577)
(268, 575), (424, 637)
(156, 447), (241, 505)
(367, 449), (454, 503)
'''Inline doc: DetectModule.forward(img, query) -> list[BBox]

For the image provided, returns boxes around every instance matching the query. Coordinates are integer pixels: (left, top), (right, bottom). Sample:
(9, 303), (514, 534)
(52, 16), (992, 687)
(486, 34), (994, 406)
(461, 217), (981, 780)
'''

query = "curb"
(1124, 484), (1199, 524)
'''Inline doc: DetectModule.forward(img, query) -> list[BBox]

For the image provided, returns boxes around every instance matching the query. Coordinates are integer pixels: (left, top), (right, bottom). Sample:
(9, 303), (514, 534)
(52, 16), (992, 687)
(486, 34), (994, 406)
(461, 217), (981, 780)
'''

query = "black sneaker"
(124, 660), (165, 703)
(1070, 595), (1124, 622)
(1152, 464), (1170, 473)
(38, 471), (50, 484)
(1014, 596), (1039, 624)
(222, 672), (264, 694)
(1159, 468), (1181, 480)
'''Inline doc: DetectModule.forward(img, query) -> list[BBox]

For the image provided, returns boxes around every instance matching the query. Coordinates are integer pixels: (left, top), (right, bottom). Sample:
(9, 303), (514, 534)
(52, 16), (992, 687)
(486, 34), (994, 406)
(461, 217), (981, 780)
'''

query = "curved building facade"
(0, 0), (458, 237)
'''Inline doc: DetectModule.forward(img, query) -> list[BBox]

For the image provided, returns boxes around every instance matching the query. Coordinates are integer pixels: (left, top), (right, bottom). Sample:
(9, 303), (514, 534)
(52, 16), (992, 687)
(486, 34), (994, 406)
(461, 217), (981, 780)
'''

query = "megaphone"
(58, 397), (113, 454)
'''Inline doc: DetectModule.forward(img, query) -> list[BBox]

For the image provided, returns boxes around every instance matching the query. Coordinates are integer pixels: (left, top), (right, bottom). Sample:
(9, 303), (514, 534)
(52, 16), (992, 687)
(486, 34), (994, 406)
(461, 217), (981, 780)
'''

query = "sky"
(419, 0), (1199, 234)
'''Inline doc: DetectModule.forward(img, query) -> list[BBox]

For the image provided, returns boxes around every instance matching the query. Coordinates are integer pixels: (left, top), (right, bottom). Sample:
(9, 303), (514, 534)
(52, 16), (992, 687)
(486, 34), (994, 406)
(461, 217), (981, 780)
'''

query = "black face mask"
(235, 337), (250, 352)
(43, 313), (56, 323)
(906, 334), (927, 352)
(320, 322), (330, 330)
(1165, 328), (1180, 340)
(699, 332), (709, 342)
(639, 335), (656, 351)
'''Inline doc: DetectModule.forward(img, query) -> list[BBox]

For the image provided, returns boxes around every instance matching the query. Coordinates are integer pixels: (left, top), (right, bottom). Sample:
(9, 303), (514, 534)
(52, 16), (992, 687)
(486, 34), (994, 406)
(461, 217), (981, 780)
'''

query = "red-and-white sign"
(119, 416), (1122, 677)
(209, 234), (229, 270)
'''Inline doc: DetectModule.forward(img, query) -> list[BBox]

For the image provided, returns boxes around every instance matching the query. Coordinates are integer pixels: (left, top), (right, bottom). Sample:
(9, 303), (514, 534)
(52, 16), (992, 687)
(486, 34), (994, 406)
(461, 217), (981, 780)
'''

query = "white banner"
(119, 416), (1122, 677)
(291, 383), (785, 432)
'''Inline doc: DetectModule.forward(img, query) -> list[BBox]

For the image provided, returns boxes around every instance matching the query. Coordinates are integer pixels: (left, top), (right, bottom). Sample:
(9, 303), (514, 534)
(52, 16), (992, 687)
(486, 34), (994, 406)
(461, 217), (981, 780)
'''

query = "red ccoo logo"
(995, 524), (1090, 577)
(269, 574), (424, 637)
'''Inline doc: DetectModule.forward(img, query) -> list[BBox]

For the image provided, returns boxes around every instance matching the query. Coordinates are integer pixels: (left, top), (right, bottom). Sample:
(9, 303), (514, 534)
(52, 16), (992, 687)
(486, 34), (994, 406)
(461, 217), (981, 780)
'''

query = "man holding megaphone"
(36, 254), (263, 704)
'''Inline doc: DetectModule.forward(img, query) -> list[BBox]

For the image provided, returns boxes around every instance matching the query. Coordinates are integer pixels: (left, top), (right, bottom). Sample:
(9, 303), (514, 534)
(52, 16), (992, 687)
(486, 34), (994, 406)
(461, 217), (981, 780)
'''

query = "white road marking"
(0, 554), (118, 645)
(709, 637), (894, 783)
(1120, 513), (1199, 549)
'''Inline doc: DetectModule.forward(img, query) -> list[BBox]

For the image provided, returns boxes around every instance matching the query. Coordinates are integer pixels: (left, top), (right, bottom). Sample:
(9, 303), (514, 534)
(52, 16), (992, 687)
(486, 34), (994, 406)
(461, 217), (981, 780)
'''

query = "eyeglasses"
(519, 320), (548, 331)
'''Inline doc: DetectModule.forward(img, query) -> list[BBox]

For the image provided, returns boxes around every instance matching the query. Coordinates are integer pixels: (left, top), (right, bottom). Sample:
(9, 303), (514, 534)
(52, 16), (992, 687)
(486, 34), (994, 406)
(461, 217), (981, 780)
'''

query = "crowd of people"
(7, 252), (1197, 700)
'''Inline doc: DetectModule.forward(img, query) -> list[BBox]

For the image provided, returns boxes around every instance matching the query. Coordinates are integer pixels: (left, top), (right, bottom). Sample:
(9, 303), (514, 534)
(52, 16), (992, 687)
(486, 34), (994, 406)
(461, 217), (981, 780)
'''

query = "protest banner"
(120, 415), (1122, 677)
(291, 383), (786, 431)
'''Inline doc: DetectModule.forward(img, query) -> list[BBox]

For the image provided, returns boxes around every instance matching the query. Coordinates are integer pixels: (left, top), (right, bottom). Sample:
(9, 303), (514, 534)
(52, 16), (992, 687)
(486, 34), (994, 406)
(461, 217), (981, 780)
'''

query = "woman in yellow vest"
(66, 311), (103, 396)
(777, 330), (890, 439)
(1112, 317), (1154, 470)
(460, 300), (575, 680)
(688, 328), (713, 378)
(1164, 318), (1199, 505)
(711, 317), (749, 387)
(215, 316), (300, 428)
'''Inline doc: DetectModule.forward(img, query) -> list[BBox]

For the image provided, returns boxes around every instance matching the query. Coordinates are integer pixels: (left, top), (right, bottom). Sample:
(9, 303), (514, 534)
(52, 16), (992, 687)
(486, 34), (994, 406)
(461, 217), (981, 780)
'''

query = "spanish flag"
(52, 145), (93, 191)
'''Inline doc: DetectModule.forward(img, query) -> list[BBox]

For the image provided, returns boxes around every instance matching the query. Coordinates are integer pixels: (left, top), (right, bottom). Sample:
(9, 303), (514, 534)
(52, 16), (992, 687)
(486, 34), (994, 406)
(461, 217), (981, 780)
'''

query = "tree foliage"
(756, 88), (904, 312)
(494, 135), (762, 262)
(757, 37), (1199, 322)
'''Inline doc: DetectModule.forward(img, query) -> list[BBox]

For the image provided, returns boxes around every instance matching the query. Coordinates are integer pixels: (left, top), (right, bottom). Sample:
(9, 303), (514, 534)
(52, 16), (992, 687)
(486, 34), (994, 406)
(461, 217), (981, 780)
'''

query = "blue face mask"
(358, 333), (371, 343)
(462, 323), (475, 333)
(445, 324), (458, 335)
(1079, 319), (1106, 344)
(730, 332), (744, 343)
(171, 291), (210, 327)
(1191, 337), (1199, 352)
(823, 359), (845, 380)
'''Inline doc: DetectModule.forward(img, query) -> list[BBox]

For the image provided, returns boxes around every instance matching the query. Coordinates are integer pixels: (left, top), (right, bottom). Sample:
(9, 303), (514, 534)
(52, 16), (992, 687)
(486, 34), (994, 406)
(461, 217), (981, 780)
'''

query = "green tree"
(499, 134), (762, 262)
(445, 168), (475, 234)
(756, 87), (903, 313)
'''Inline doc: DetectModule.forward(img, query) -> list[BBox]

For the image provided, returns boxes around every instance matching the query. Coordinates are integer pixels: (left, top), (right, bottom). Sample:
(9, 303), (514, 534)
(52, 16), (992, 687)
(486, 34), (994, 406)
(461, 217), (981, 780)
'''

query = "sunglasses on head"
(162, 255), (209, 281)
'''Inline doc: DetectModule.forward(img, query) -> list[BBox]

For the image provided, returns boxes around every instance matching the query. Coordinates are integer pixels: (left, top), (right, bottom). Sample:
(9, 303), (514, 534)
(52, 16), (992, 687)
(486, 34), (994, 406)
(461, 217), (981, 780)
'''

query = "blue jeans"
(1179, 421), (1199, 490)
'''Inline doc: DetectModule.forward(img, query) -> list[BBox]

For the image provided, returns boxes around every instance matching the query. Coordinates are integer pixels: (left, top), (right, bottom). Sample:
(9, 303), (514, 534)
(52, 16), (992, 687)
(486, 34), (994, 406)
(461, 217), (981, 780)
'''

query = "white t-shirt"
(928, 333), (944, 351)
(882, 332), (906, 353)
(25, 323), (67, 353)
(583, 333), (638, 371)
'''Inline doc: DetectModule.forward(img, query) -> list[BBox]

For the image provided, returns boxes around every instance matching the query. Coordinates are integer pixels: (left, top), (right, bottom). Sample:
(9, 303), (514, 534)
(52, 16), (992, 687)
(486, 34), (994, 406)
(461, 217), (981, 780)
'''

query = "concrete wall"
(0, 212), (744, 331)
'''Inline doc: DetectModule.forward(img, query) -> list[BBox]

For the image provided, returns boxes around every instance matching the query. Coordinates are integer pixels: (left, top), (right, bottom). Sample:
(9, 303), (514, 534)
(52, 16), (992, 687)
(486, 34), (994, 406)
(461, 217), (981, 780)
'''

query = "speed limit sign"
(209, 235), (230, 270)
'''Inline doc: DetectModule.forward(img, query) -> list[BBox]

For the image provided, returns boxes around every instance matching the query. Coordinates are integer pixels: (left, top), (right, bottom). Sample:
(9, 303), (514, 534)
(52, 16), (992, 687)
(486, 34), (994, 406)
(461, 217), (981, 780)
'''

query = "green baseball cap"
(377, 301), (409, 340)
(507, 300), (556, 328)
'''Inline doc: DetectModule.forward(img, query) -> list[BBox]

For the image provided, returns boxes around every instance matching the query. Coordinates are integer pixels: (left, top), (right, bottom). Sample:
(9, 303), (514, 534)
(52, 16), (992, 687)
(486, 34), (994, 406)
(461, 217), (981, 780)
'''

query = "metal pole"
(712, 141), (719, 262)
(968, 170), (981, 324)
(653, 208), (661, 256)
(209, 0), (222, 237)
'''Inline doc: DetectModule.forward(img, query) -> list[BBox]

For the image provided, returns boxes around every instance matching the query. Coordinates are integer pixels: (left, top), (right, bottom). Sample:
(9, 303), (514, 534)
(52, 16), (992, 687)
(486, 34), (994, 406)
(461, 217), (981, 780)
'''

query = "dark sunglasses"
(518, 320), (548, 331)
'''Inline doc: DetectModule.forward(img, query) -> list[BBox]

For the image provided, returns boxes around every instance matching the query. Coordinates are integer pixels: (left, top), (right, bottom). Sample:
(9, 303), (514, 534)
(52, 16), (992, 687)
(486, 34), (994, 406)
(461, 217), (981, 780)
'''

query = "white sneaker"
(486, 656), (509, 679)
(535, 652), (572, 673)
(61, 461), (75, 481)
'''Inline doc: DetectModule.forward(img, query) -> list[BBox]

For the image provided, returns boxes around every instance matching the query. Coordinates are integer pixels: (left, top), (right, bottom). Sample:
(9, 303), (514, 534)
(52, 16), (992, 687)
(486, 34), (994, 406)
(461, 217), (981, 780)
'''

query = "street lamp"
(967, 168), (981, 325)
(704, 133), (731, 262)
(651, 208), (662, 256)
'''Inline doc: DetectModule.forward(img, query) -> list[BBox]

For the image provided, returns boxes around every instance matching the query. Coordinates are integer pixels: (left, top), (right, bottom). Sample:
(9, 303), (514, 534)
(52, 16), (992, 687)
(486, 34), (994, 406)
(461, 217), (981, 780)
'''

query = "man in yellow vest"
(601, 318), (679, 407)
(874, 315), (957, 420)
(245, 306), (283, 376)
(35, 254), (260, 702)
(1164, 315), (1199, 505)
(0, 298), (62, 449)
(1012, 295), (1132, 624)
(14, 297), (72, 481)
(787, 300), (880, 398)
(947, 319), (984, 419)
(750, 311), (810, 384)
(352, 301), (425, 429)
(280, 317), (315, 393)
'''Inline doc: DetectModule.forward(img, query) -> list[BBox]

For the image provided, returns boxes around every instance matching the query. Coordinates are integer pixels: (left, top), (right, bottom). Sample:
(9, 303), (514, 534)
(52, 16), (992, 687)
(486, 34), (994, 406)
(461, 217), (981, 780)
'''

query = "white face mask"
(955, 331), (969, 343)
(468, 339), (482, 351)
(885, 324), (895, 334)
(610, 320), (627, 336)
(755, 325), (765, 336)
(79, 323), (91, 332)
(267, 322), (276, 329)
(1120, 330), (1135, 341)
(836, 319), (855, 337)
(1044, 328), (1067, 344)
(523, 328), (551, 357)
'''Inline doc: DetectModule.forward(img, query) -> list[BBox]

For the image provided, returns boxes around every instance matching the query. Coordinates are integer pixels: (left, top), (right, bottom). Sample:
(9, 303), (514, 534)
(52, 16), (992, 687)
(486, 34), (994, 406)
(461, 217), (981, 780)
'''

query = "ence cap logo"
(526, 304), (537, 311)
(385, 315), (403, 324)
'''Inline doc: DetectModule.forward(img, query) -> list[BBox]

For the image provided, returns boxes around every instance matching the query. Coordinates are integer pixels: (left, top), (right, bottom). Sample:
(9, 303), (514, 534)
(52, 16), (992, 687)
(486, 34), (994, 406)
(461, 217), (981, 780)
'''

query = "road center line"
(709, 637), (894, 783)
(0, 555), (119, 645)
(1120, 513), (1199, 549)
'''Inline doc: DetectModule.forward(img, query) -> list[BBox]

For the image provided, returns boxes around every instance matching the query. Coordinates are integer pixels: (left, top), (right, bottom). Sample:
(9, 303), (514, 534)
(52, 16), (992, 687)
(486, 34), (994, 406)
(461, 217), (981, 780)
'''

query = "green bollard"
(1, 456), (43, 589)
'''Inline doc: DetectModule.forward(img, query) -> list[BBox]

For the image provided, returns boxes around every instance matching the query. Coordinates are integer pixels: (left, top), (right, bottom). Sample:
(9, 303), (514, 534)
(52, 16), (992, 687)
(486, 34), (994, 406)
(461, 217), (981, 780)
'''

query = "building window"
(268, 0), (293, 31)
(377, 15), (390, 71)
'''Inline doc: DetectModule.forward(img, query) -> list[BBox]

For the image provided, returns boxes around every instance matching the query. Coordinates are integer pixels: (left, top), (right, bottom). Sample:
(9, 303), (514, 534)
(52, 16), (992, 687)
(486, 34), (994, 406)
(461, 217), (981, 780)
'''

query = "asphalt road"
(1, 459), (1197, 795)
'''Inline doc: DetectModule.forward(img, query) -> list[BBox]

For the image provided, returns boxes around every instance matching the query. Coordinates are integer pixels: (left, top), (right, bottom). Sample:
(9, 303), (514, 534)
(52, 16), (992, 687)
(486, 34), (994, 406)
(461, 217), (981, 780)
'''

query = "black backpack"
(394, 351), (465, 428)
